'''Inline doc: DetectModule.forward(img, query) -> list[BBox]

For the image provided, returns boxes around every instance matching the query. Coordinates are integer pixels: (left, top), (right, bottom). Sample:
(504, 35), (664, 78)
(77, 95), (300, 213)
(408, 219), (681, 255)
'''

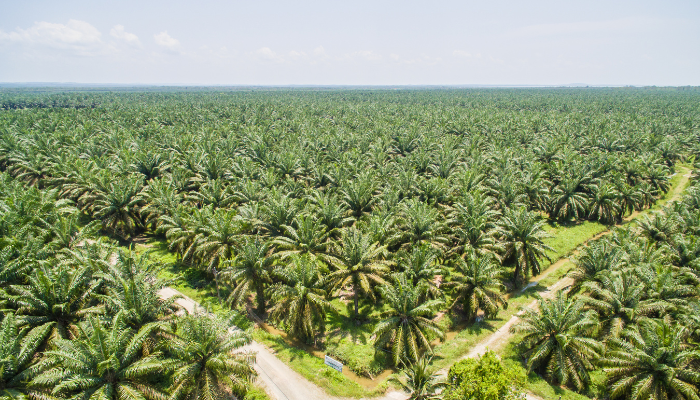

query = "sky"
(0, 0), (698, 86)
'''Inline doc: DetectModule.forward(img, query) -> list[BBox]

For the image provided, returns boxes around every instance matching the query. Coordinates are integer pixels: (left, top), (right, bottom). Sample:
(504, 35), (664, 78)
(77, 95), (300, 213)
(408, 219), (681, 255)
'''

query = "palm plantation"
(0, 88), (699, 400)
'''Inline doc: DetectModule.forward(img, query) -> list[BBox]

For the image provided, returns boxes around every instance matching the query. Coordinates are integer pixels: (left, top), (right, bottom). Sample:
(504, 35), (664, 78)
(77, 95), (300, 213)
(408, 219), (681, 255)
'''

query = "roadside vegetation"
(0, 87), (699, 399)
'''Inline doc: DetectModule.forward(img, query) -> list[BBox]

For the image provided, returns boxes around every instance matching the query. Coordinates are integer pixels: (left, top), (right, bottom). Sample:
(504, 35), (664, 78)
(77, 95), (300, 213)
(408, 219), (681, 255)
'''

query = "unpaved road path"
(158, 286), (372, 400)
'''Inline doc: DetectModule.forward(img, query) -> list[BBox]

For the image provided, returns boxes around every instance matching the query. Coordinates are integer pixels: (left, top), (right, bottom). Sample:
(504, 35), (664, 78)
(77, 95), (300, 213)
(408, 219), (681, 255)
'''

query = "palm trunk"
(513, 264), (521, 287)
(354, 294), (359, 319)
(353, 284), (360, 324)
(213, 269), (221, 303)
(256, 283), (266, 315)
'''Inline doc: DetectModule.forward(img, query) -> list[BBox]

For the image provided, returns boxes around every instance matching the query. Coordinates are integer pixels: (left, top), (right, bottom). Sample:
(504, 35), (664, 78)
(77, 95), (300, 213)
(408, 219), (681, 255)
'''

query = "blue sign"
(324, 355), (343, 372)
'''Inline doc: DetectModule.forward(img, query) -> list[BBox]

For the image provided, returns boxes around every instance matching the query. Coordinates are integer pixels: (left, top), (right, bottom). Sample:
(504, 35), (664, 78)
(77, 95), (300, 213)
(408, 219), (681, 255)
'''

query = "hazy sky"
(1, 0), (698, 85)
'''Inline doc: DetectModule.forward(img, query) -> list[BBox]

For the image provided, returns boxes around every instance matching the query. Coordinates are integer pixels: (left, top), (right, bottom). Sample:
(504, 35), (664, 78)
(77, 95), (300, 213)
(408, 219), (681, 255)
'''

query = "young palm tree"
(601, 320), (700, 400)
(0, 313), (52, 399)
(510, 292), (602, 392)
(267, 255), (331, 343)
(444, 251), (508, 322)
(373, 274), (445, 366)
(327, 228), (391, 321)
(167, 314), (257, 400)
(221, 236), (274, 315)
(32, 313), (172, 400)
(497, 207), (553, 285)
(389, 354), (446, 400)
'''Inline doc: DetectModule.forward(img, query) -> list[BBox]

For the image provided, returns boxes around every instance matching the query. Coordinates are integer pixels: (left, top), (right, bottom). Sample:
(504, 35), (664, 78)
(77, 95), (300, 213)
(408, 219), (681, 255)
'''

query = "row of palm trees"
(0, 177), (258, 400)
(509, 183), (700, 398)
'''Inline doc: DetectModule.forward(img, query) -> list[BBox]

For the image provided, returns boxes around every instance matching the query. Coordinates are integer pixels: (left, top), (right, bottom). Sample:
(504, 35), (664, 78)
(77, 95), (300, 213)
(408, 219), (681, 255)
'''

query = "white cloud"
(0, 19), (103, 55)
(110, 25), (141, 48)
(352, 50), (381, 61)
(313, 46), (327, 56)
(253, 47), (284, 63)
(154, 31), (181, 52)
(452, 50), (471, 58)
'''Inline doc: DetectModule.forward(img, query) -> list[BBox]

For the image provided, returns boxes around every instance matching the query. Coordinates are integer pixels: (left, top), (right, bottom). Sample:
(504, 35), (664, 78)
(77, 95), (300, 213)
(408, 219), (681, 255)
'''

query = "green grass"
(245, 386), (272, 400)
(541, 221), (608, 267)
(134, 239), (228, 314)
(252, 330), (389, 398)
(324, 299), (388, 378)
(651, 164), (692, 210)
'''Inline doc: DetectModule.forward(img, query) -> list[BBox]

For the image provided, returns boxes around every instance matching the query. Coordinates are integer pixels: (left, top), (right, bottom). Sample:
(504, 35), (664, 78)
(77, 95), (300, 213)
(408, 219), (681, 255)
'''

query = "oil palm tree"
(579, 272), (663, 339)
(340, 173), (377, 218)
(449, 192), (500, 257)
(0, 245), (33, 288)
(601, 319), (700, 400)
(89, 176), (145, 239)
(0, 313), (52, 399)
(327, 228), (391, 320)
(444, 251), (508, 322)
(267, 255), (331, 343)
(195, 207), (244, 300)
(167, 314), (257, 400)
(393, 199), (450, 251)
(373, 274), (445, 366)
(636, 213), (681, 245)
(510, 292), (602, 392)
(43, 216), (100, 253)
(32, 313), (172, 400)
(7, 264), (102, 343)
(588, 183), (622, 224)
(259, 191), (301, 237)
(550, 179), (589, 222)
(568, 240), (626, 294)
(389, 354), (446, 400)
(98, 254), (178, 329)
(616, 181), (643, 220)
(221, 236), (274, 315)
(307, 191), (353, 237)
(274, 215), (333, 262)
(398, 244), (443, 300)
(497, 207), (553, 285)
